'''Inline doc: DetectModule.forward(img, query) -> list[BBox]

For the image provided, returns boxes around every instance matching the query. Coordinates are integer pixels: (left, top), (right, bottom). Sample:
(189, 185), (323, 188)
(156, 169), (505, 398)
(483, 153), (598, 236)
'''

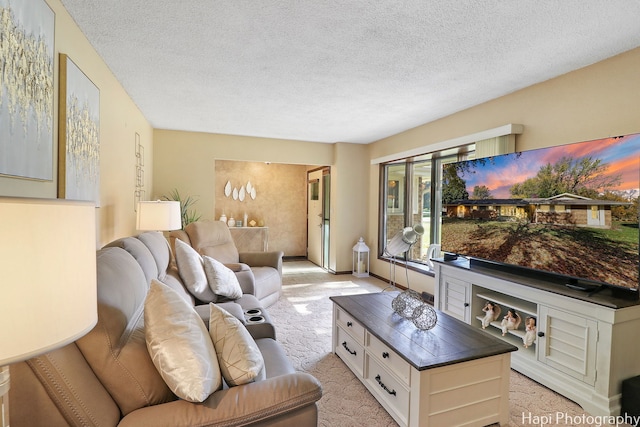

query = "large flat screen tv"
(441, 133), (639, 295)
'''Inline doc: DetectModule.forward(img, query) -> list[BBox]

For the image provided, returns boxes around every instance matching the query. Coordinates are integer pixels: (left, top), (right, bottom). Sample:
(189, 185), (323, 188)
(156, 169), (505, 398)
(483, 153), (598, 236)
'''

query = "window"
(375, 127), (521, 271)
(309, 179), (319, 200)
(380, 148), (472, 267)
(383, 164), (406, 246)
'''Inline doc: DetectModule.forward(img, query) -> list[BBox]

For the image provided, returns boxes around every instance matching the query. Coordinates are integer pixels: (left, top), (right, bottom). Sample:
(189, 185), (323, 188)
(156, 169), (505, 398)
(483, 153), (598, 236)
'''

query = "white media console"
(434, 258), (640, 416)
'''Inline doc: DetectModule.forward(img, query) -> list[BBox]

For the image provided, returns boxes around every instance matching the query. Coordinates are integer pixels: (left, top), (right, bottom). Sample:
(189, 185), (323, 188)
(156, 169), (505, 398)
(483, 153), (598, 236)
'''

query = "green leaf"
(161, 188), (201, 229)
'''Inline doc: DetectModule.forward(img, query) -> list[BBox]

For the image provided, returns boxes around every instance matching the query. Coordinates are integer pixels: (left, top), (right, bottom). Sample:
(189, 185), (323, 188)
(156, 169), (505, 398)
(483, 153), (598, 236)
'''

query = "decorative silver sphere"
(392, 289), (422, 319)
(412, 303), (438, 330)
(391, 289), (438, 330)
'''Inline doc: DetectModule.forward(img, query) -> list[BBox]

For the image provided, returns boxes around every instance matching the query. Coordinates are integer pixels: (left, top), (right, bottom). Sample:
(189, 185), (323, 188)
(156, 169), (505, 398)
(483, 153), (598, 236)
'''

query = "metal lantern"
(352, 237), (370, 278)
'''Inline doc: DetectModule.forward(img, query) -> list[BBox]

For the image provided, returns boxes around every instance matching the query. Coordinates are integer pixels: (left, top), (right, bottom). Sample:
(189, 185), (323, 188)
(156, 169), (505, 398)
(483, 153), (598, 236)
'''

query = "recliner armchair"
(171, 220), (283, 307)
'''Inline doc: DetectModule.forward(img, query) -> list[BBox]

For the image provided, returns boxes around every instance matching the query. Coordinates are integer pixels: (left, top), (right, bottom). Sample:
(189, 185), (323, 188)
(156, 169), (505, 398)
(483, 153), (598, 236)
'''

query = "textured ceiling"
(60, 1), (640, 144)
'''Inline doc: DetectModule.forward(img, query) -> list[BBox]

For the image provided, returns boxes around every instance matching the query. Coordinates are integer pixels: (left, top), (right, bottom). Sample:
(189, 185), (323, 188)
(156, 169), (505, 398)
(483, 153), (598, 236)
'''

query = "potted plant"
(162, 189), (201, 228)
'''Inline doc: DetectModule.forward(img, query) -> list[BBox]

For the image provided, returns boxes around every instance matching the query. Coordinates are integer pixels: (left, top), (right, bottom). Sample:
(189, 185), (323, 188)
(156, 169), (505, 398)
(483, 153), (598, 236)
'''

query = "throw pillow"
(209, 303), (265, 386)
(203, 255), (243, 301)
(174, 239), (216, 302)
(145, 280), (222, 402)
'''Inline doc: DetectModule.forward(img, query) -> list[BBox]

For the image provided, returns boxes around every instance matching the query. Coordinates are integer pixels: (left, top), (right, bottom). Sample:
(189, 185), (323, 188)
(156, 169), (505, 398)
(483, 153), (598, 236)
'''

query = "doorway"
(307, 167), (330, 269)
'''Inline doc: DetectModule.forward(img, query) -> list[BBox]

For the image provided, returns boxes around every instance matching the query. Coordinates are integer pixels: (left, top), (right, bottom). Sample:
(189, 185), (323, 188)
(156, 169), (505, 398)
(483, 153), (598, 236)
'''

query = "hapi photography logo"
(521, 412), (640, 427)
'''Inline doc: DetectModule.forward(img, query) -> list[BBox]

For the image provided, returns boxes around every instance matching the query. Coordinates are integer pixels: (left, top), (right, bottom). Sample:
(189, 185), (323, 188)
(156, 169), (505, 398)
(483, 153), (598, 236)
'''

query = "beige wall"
(152, 130), (334, 218)
(0, 0), (153, 247)
(330, 143), (371, 272)
(367, 47), (640, 295)
(153, 130), (371, 271)
(215, 160), (308, 256)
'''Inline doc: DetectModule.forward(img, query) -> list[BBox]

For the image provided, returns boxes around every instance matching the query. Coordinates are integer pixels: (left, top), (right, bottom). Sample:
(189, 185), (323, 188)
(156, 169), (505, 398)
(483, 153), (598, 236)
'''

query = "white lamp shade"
(385, 224), (424, 256)
(402, 224), (424, 245)
(0, 198), (97, 366)
(137, 201), (182, 231)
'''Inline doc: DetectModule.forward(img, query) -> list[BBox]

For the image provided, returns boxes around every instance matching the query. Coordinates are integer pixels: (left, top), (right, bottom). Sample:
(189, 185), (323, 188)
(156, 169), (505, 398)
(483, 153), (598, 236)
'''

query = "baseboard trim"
(283, 256), (308, 262)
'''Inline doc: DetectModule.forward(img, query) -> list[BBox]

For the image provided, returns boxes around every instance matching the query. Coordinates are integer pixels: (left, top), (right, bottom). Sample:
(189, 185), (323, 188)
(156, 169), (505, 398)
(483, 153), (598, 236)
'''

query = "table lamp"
(136, 200), (182, 231)
(0, 197), (97, 427)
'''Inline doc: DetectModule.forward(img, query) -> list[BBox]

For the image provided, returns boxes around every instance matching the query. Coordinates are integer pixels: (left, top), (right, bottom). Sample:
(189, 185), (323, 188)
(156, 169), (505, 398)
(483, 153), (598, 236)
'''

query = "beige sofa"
(171, 220), (283, 307)
(10, 232), (321, 426)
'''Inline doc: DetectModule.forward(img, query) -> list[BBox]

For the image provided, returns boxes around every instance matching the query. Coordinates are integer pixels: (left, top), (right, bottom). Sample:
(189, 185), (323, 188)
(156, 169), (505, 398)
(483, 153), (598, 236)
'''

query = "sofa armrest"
(224, 262), (251, 272)
(239, 251), (284, 274)
(118, 372), (322, 427)
(235, 269), (256, 295)
(194, 302), (248, 326)
(246, 322), (277, 340)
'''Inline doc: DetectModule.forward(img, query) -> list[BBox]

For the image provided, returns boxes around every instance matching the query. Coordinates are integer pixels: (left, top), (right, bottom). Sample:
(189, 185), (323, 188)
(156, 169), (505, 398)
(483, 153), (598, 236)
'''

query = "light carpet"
(268, 261), (627, 427)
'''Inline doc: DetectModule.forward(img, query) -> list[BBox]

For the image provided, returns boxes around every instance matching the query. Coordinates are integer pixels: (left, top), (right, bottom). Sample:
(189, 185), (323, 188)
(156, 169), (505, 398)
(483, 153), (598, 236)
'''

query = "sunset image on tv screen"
(441, 133), (640, 289)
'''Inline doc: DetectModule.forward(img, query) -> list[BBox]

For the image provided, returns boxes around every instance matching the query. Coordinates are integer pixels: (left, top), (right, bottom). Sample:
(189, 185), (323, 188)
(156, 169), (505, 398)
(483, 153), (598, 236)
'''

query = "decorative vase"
(227, 217), (235, 227)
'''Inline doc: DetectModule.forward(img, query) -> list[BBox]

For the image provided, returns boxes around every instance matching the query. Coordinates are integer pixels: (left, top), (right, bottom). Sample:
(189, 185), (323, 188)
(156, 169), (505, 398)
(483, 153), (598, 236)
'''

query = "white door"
(587, 205), (604, 227)
(307, 170), (323, 266)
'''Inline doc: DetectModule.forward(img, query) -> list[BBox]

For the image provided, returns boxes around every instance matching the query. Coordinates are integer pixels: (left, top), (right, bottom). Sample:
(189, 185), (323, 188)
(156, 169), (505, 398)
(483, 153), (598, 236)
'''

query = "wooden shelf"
(476, 291), (536, 317)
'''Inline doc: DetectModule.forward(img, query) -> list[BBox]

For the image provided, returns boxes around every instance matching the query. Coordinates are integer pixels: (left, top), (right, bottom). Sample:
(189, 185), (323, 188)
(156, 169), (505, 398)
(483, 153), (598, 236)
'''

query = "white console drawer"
(335, 307), (365, 345)
(367, 332), (410, 385)
(365, 353), (410, 425)
(336, 325), (364, 376)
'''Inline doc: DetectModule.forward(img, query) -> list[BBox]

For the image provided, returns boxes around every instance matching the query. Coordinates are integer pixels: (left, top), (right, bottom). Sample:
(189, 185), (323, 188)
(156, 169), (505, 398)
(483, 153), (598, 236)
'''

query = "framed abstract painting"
(58, 54), (100, 205)
(0, 0), (55, 180)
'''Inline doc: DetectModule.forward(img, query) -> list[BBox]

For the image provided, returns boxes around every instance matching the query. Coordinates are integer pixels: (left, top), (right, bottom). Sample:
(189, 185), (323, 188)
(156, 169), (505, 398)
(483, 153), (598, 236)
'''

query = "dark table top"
(330, 291), (517, 371)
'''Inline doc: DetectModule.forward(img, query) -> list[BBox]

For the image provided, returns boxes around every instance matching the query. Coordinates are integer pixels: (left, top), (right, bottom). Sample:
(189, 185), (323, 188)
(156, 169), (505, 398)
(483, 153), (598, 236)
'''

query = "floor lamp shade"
(0, 197), (97, 366)
(137, 200), (182, 230)
(384, 224), (424, 257)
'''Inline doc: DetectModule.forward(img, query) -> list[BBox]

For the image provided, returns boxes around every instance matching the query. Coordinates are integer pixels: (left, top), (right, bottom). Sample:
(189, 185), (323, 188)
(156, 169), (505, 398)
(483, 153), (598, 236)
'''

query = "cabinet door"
(538, 306), (597, 386)
(439, 275), (471, 322)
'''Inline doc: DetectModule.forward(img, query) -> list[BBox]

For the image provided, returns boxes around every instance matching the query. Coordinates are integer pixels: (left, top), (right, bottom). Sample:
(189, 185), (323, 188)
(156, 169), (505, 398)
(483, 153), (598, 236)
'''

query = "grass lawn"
(441, 218), (639, 289)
